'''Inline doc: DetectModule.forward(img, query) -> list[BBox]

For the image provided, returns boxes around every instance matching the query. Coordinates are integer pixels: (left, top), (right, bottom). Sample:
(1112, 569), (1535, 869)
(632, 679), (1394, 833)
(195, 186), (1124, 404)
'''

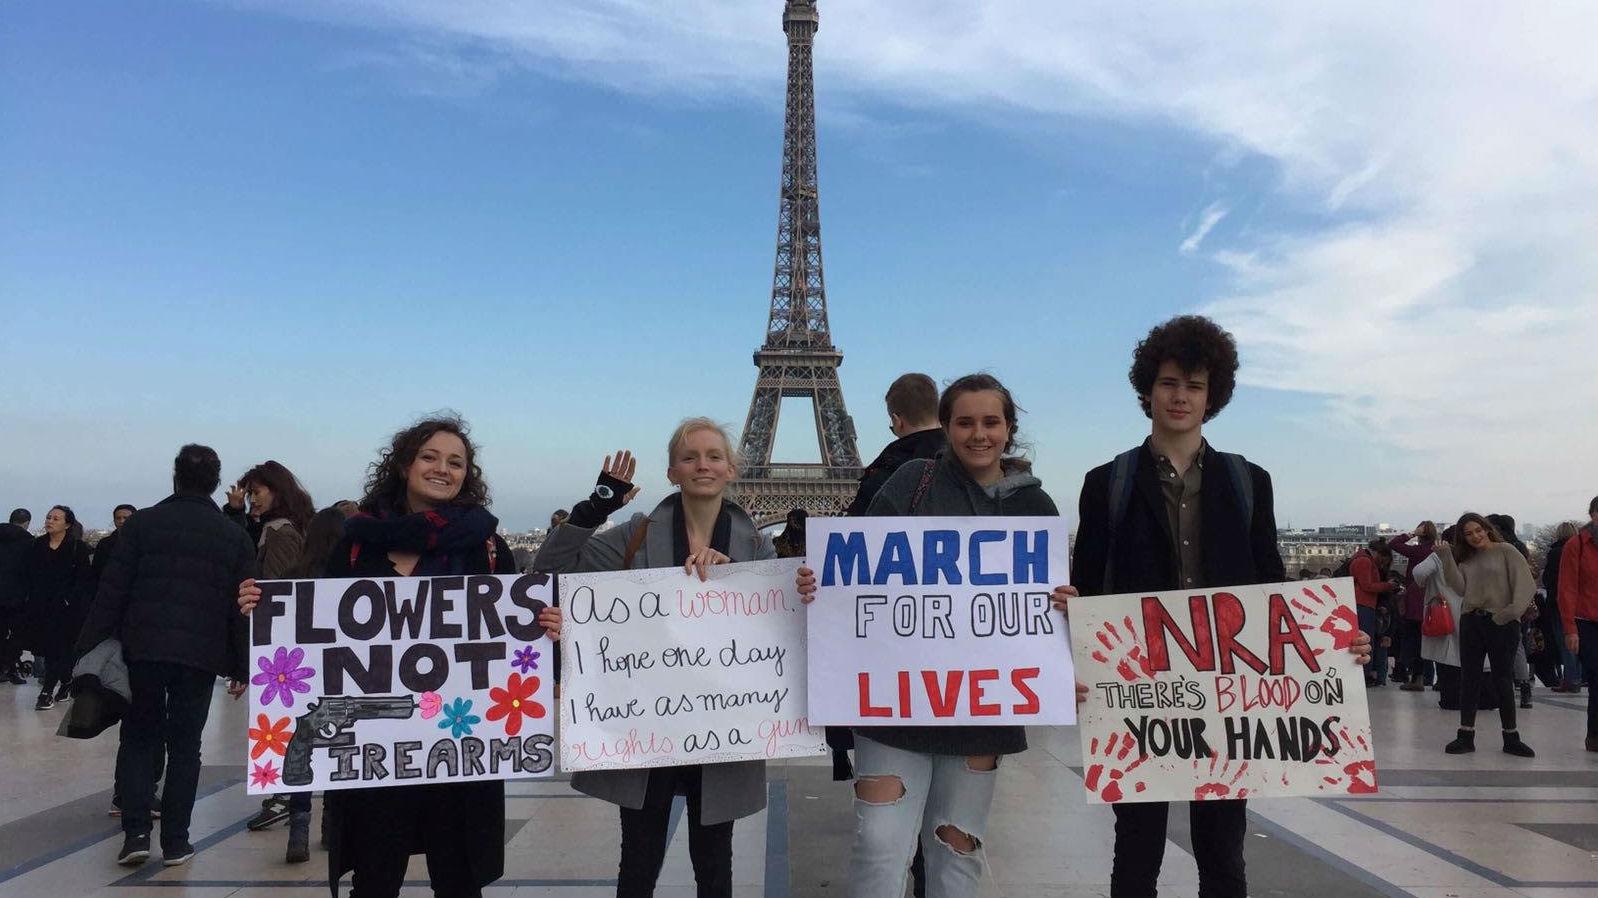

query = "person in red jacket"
(1390, 523), (1440, 690)
(1352, 541), (1396, 686)
(1558, 495), (1598, 752)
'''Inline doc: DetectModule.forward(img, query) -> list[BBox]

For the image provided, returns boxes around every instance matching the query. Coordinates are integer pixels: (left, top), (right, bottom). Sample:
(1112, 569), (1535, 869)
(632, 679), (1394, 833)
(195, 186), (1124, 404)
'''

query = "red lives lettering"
(858, 673), (892, 717)
(969, 669), (1001, 716)
(922, 670), (964, 717)
(1009, 667), (1041, 714)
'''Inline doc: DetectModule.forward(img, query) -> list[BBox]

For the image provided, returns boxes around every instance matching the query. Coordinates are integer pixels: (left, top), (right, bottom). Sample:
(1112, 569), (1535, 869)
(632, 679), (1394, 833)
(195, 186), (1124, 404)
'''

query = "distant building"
(1276, 524), (1405, 576)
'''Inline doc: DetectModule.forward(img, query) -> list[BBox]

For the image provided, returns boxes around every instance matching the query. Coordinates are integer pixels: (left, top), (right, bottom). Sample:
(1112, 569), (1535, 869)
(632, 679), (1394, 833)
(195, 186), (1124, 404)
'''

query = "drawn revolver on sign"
(282, 695), (417, 786)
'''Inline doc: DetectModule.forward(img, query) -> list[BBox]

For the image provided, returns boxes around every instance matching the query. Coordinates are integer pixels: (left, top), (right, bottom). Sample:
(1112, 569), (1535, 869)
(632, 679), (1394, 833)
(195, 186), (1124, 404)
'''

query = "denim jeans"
(117, 661), (215, 848)
(1549, 615), (1583, 687)
(1357, 606), (1387, 684)
(849, 735), (1000, 898)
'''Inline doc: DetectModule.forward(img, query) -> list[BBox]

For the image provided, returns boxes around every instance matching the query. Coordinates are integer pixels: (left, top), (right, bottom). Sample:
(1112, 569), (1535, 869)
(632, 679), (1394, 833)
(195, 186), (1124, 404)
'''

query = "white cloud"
(233, 0), (1598, 522)
(1179, 202), (1228, 256)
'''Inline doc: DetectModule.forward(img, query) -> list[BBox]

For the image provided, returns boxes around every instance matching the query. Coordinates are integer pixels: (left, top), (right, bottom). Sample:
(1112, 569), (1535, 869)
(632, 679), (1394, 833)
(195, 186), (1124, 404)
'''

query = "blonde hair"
(666, 417), (740, 468)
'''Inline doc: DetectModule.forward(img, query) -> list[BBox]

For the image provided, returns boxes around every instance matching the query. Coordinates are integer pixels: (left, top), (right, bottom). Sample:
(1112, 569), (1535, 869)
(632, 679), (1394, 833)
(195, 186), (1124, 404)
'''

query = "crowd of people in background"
(0, 311), (1593, 898)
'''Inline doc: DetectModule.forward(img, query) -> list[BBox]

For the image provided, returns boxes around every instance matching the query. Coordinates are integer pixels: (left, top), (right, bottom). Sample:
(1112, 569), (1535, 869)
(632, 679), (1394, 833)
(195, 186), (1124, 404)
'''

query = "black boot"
(1445, 728), (1475, 753)
(285, 811), (310, 863)
(1502, 731), (1535, 757)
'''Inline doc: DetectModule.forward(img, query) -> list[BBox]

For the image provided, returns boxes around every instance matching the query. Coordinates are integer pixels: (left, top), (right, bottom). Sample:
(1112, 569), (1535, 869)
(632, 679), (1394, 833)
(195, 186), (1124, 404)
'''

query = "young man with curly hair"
(1070, 315), (1369, 897)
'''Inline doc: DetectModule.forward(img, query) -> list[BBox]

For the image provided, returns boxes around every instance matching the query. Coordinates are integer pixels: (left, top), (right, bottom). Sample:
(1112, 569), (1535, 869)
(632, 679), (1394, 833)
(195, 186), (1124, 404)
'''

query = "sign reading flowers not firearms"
(246, 574), (556, 793)
(558, 559), (826, 772)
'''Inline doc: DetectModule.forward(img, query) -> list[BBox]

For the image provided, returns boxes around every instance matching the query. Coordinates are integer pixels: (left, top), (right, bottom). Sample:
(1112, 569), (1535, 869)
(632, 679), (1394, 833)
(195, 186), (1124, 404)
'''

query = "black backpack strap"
(908, 459), (937, 514)
(1102, 448), (1140, 592)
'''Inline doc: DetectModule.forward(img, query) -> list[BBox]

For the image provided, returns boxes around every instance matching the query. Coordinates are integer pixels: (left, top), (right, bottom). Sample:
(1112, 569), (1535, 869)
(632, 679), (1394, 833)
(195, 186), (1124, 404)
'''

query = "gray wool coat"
(533, 496), (776, 825)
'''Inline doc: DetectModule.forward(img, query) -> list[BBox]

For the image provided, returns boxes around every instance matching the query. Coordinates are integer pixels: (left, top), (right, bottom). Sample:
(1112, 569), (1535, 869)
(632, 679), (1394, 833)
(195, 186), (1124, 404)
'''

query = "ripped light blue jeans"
(848, 734), (1000, 898)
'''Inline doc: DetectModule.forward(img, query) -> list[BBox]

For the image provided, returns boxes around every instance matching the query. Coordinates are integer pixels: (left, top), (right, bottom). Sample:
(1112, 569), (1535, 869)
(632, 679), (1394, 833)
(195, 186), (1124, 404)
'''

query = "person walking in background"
(1558, 496), (1598, 751)
(75, 444), (257, 867)
(1544, 520), (1582, 692)
(1351, 539), (1396, 687)
(843, 372), (946, 516)
(1437, 513), (1537, 757)
(1390, 522), (1440, 691)
(91, 504), (139, 583)
(24, 505), (93, 709)
(0, 508), (32, 684)
(232, 462), (318, 860)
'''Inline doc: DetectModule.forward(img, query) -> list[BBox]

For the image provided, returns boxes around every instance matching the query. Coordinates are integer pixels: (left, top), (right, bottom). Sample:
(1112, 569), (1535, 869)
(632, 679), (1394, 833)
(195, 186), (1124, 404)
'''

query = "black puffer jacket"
(76, 493), (257, 680)
(0, 522), (31, 612)
(844, 428), (947, 516)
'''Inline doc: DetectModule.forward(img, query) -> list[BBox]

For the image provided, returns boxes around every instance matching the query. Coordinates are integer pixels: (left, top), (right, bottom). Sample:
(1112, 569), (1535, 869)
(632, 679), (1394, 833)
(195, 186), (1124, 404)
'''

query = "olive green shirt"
(1152, 441), (1205, 590)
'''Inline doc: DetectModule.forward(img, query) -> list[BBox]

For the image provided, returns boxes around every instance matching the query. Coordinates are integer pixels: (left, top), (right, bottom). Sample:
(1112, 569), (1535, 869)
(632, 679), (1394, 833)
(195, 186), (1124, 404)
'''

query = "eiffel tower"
(731, 0), (862, 526)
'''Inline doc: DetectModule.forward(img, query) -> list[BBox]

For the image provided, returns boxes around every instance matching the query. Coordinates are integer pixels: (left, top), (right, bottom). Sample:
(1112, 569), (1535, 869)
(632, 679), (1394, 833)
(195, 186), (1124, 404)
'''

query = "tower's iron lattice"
(731, 0), (862, 526)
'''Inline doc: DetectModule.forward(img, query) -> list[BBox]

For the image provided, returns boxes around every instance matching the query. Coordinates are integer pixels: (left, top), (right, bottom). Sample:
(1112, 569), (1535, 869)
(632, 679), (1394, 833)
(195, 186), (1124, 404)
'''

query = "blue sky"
(4, 1), (1593, 531)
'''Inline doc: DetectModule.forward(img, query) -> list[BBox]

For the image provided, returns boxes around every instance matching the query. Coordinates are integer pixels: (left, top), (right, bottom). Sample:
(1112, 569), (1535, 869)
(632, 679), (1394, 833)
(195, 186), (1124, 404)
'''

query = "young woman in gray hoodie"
(796, 374), (1076, 898)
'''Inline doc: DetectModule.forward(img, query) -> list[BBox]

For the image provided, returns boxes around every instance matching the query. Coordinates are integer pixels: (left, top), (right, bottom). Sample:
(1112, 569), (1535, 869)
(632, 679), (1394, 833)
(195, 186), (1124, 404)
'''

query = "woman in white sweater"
(1436, 513), (1536, 757)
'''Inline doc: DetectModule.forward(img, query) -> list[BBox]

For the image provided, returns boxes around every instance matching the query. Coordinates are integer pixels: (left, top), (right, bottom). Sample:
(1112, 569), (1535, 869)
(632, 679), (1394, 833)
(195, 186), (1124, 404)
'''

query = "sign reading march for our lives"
(806, 517), (1076, 726)
(1071, 579), (1375, 804)
(558, 559), (826, 772)
(246, 574), (556, 794)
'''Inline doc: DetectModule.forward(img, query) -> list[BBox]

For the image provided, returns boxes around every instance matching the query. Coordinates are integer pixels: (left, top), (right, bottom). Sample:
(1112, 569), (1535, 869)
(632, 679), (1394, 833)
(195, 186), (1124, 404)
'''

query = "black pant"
(1112, 799), (1247, 898)
(1400, 619), (1433, 683)
(617, 765), (733, 898)
(349, 846), (479, 898)
(1579, 620), (1598, 738)
(1459, 613), (1520, 731)
(0, 606), (20, 673)
(38, 654), (69, 693)
(113, 730), (165, 811)
(117, 661), (214, 847)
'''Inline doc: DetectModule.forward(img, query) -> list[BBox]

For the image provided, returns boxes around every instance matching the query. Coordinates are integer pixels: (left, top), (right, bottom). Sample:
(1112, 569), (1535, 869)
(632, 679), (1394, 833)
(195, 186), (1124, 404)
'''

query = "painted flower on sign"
(250, 760), (281, 789)
(437, 697), (480, 739)
(485, 673), (546, 737)
(418, 691), (442, 720)
(511, 645), (541, 674)
(248, 713), (293, 759)
(252, 646), (315, 708)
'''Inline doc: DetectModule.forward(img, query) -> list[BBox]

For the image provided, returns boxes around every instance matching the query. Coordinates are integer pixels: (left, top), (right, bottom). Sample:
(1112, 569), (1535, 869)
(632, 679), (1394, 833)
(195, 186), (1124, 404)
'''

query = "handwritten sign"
(558, 559), (825, 771)
(805, 517), (1075, 726)
(1071, 579), (1375, 804)
(246, 574), (556, 794)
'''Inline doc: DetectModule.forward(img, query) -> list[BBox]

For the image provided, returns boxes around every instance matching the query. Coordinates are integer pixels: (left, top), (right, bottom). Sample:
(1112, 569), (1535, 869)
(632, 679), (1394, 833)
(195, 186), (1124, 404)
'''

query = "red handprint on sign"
(1292, 584), (1358, 652)
(1091, 615), (1154, 682)
(1083, 732), (1149, 802)
(1193, 753), (1250, 800)
(1315, 724), (1377, 795)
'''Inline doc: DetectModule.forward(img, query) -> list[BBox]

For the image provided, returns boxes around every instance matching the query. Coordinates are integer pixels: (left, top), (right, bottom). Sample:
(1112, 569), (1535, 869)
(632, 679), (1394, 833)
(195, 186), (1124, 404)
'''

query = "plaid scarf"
(344, 504), (498, 575)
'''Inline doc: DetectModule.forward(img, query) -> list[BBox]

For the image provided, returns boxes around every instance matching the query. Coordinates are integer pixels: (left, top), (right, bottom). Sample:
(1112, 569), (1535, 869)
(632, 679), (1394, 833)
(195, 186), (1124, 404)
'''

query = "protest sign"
(1071, 578), (1375, 804)
(246, 573), (556, 794)
(558, 558), (825, 772)
(806, 516), (1075, 726)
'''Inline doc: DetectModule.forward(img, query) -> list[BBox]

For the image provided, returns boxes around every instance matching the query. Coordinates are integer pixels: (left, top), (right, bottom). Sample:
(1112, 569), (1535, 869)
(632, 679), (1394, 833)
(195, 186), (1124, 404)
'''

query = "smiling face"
(43, 508), (67, 536)
(1463, 520), (1491, 550)
(945, 390), (1010, 483)
(404, 430), (469, 512)
(246, 483), (275, 517)
(1148, 360), (1210, 436)
(667, 427), (736, 500)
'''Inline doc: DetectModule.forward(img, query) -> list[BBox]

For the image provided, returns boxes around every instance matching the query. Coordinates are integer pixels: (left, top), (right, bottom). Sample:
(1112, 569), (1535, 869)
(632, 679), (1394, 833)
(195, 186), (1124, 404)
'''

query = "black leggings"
(617, 766), (733, 898)
(1459, 613), (1520, 731)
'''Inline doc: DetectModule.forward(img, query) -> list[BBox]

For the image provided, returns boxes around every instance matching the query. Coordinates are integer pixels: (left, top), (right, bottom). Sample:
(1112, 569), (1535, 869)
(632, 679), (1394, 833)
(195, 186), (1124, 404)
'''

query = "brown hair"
(361, 413), (489, 514)
(1451, 512), (1502, 564)
(1416, 520), (1438, 542)
(937, 373), (1029, 469)
(885, 373), (938, 424)
(238, 460), (316, 532)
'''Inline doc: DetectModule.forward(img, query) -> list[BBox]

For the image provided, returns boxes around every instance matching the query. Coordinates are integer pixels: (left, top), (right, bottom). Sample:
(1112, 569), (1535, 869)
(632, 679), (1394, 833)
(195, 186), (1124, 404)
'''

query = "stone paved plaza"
(2, 681), (1595, 898)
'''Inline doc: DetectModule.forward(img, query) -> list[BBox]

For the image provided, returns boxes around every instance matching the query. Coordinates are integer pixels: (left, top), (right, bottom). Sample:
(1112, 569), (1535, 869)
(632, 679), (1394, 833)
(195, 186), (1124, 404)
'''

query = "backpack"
(1331, 555), (1355, 579)
(1102, 447), (1255, 591)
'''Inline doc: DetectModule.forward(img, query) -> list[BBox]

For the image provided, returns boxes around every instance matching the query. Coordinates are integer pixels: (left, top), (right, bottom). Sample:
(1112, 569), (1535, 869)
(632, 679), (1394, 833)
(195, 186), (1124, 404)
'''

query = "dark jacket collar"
(159, 492), (222, 512)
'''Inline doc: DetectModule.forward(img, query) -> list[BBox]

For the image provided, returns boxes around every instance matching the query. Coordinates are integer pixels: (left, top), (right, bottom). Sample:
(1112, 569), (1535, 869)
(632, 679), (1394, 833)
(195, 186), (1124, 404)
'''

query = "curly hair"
(1129, 315), (1239, 421)
(238, 460), (316, 532)
(360, 413), (490, 514)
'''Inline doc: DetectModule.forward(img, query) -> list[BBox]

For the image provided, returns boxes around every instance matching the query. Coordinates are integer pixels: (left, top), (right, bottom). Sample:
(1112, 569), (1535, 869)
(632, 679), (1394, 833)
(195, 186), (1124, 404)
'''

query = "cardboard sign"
(805, 517), (1076, 726)
(558, 559), (826, 771)
(1071, 579), (1376, 803)
(246, 574), (556, 793)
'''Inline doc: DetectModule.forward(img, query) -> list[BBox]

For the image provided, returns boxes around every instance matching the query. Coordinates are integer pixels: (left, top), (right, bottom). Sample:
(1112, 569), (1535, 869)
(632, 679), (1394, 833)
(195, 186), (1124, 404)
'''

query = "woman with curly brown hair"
(1436, 512), (1536, 756)
(240, 414), (560, 897)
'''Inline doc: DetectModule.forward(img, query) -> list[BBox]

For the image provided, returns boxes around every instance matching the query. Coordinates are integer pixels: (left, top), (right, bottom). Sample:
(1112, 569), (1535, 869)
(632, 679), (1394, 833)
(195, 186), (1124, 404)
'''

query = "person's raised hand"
(226, 483), (246, 511)
(1050, 585), (1078, 614)
(238, 579), (261, 615)
(796, 566), (817, 603)
(602, 450), (637, 487)
(684, 547), (730, 582)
